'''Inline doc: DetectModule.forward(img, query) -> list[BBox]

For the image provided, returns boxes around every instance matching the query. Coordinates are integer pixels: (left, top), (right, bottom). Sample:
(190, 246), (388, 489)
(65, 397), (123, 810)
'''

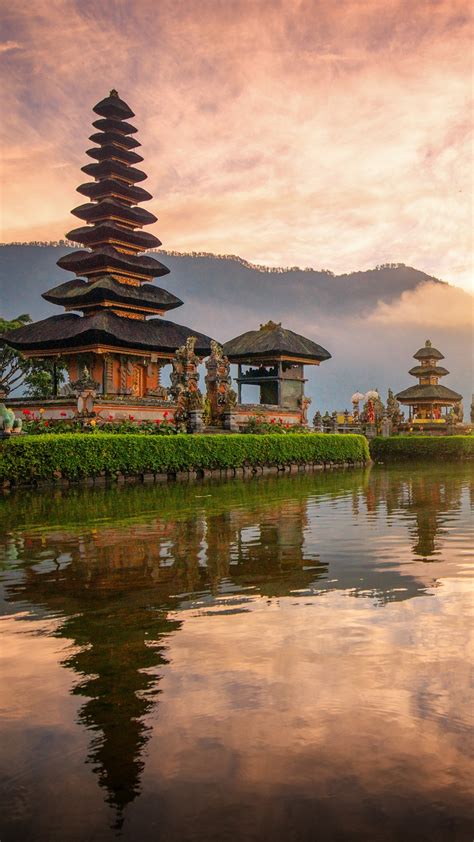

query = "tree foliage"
(0, 314), (66, 397)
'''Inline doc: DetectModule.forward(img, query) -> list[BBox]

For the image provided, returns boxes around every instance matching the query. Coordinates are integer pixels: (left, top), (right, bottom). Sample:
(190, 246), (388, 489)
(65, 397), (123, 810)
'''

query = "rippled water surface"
(0, 464), (473, 842)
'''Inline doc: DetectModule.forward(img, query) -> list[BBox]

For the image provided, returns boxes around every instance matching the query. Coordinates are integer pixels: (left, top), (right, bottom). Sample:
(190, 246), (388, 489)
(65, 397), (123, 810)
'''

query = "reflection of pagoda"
(4, 543), (181, 828)
(396, 339), (462, 425)
(4, 91), (211, 412)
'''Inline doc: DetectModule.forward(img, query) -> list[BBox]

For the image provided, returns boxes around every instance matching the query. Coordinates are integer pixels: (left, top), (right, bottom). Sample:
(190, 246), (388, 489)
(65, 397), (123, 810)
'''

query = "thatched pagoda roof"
(413, 340), (444, 361)
(408, 365), (449, 378)
(395, 384), (462, 403)
(223, 321), (331, 364)
(65, 222), (161, 252)
(86, 145), (144, 166)
(93, 90), (135, 120)
(89, 131), (141, 149)
(2, 312), (212, 356)
(71, 199), (157, 227)
(76, 178), (152, 204)
(57, 247), (170, 280)
(81, 160), (147, 184)
(42, 276), (183, 314)
(92, 117), (137, 134)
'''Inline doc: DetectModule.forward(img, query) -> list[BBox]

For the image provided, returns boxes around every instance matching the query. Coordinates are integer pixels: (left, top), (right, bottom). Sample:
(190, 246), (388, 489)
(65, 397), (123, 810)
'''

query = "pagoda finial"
(425, 339), (432, 347)
(109, 89), (119, 98)
(259, 320), (281, 332)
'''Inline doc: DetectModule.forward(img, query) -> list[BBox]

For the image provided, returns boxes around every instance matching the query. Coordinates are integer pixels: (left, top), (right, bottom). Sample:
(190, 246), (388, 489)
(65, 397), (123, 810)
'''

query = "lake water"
(0, 464), (472, 842)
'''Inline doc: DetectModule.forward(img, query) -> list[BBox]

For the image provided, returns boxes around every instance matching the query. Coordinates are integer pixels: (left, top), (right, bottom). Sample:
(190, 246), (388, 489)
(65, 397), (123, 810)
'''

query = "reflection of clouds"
(144, 580), (473, 838)
(0, 1), (472, 290)
(0, 465), (472, 838)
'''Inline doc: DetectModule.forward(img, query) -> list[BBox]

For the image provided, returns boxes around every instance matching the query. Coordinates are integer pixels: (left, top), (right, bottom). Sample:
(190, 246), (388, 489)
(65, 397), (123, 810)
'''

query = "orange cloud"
(371, 281), (474, 328)
(0, 0), (472, 290)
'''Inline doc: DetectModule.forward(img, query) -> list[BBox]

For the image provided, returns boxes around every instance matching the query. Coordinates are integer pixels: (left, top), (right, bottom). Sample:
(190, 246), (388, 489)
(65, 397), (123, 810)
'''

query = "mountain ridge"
(0, 245), (468, 411)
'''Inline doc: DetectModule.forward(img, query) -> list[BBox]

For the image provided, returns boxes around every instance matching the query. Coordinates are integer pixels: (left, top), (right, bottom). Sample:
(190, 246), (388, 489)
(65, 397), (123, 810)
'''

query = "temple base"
(223, 403), (304, 431)
(7, 396), (176, 424)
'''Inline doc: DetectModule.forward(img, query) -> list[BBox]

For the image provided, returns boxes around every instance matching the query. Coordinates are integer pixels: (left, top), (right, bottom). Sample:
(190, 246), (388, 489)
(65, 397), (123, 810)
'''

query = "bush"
(370, 435), (474, 462)
(0, 433), (369, 484)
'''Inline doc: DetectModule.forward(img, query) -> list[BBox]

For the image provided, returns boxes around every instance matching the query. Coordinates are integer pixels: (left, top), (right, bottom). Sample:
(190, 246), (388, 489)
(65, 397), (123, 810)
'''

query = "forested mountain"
(0, 245), (469, 411)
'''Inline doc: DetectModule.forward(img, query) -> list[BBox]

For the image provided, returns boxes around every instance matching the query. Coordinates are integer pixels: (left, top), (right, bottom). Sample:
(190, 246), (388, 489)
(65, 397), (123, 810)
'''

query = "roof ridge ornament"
(109, 89), (119, 98)
(425, 339), (432, 346)
(259, 320), (281, 332)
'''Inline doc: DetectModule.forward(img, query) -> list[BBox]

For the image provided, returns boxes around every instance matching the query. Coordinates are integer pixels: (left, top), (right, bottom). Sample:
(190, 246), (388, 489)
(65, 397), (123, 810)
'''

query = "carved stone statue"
(0, 401), (22, 434)
(205, 340), (236, 425)
(312, 410), (322, 432)
(169, 337), (204, 431)
(453, 401), (464, 424)
(69, 366), (100, 395)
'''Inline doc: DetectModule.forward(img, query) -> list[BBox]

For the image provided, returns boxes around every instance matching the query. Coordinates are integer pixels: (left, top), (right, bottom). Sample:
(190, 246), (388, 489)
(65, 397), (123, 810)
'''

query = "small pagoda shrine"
(222, 321), (331, 428)
(396, 340), (462, 427)
(3, 91), (212, 422)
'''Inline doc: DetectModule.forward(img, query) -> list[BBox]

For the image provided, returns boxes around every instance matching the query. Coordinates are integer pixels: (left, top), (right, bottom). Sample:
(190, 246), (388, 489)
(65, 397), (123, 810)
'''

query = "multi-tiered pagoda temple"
(396, 339), (462, 425)
(4, 91), (212, 418)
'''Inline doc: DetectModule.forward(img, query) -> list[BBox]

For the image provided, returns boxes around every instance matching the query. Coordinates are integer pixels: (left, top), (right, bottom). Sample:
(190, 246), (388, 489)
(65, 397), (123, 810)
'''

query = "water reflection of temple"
(361, 466), (464, 560)
(0, 481), (328, 828)
(1, 465), (471, 826)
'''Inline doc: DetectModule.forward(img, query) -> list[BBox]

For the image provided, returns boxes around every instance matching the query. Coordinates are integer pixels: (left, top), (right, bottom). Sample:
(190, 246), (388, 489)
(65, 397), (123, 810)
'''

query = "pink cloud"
(0, 0), (472, 293)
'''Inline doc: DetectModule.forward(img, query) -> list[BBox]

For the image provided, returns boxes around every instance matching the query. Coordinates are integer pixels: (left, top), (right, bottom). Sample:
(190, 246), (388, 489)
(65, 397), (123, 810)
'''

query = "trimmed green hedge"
(370, 435), (473, 462)
(0, 433), (369, 484)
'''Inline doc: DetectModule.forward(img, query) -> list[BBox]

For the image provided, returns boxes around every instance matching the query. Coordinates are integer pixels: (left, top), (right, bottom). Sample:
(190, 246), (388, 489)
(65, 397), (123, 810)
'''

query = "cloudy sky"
(0, 0), (472, 292)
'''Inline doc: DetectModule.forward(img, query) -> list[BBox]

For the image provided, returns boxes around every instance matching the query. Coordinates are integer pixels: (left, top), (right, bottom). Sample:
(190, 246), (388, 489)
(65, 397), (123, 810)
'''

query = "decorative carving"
(453, 401), (463, 423)
(300, 395), (312, 425)
(205, 340), (236, 425)
(69, 366), (100, 395)
(169, 337), (204, 431)
(312, 410), (322, 432)
(0, 402), (22, 434)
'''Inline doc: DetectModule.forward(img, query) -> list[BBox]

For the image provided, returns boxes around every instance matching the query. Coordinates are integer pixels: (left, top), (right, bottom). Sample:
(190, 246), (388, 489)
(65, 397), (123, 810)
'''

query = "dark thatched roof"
(2, 312), (213, 356)
(89, 131), (141, 149)
(408, 365), (449, 378)
(65, 223), (161, 252)
(77, 178), (152, 204)
(71, 199), (157, 227)
(92, 117), (137, 135)
(395, 384), (462, 403)
(223, 321), (331, 363)
(86, 145), (144, 165)
(57, 247), (170, 279)
(81, 160), (147, 184)
(42, 276), (183, 313)
(93, 91), (135, 120)
(413, 340), (444, 361)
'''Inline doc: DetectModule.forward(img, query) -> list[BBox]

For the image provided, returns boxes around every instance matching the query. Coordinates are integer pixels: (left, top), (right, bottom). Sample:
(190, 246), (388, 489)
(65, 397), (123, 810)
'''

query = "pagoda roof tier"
(65, 223), (161, 252)
(2, 311), (213, 357)
(223, 321), (331, 364)
(413, 340), (444, 361)
(93, 91), (135, 120)
(89, 131), (141, 150)
(71, 199), (157, 227)
(57, 246), (170, 280)
(81, 160), (147, 184)
(408, 365), (449, 378)
(77, 178), (152, 204)
(86, 145), (144, 166)
(42, 276), (183, 314)
(92, 117), (137, 135)
(395, 384), (462, 403)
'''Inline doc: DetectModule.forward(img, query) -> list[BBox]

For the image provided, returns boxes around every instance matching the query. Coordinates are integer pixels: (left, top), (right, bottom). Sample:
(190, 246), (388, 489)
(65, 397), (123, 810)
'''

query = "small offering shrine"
(3, 91), (212, 423)
(223, 321), (331, 428)
(396, 340), (462, 427)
